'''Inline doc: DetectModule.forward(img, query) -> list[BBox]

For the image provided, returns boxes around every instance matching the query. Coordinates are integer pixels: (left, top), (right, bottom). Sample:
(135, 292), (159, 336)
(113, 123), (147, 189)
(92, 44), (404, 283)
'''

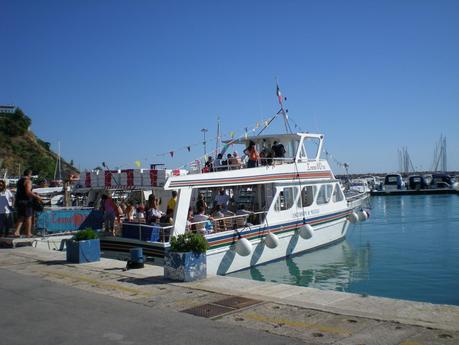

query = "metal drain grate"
(181, 303), (234, 318)
(214, 296), (261, 309)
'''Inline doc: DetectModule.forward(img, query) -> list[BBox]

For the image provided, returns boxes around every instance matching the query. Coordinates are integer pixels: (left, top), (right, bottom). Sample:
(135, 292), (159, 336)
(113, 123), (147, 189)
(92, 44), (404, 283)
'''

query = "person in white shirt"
(0, 180), (14, 237)
(192, 206), (214, 234)
(214, 188), (230, 210)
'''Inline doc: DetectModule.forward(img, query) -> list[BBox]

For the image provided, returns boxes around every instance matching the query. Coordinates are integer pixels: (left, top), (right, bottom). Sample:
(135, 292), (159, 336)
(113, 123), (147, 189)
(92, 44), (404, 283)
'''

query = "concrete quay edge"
(2, 247), (459, 333)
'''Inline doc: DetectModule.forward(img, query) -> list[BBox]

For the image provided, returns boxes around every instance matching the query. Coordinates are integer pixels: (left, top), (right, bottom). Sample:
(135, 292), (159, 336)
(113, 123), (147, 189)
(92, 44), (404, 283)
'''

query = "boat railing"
(188, 210), (267, 234)
(121, 220), (173, 243)
(190, 157), (302, 175)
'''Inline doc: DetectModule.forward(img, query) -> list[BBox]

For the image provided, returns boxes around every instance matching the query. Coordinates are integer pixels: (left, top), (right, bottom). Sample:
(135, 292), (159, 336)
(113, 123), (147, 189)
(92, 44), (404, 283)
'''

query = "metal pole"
(201, 128), (208, 156)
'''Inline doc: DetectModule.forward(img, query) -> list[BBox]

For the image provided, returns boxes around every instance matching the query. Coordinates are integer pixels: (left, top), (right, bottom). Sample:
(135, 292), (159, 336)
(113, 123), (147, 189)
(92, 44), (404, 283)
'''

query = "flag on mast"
(276, 83), (283, 106)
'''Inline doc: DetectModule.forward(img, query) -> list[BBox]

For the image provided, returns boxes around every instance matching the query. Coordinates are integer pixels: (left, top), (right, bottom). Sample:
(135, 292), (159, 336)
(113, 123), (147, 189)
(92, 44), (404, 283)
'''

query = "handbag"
(32, 198), (44, 212)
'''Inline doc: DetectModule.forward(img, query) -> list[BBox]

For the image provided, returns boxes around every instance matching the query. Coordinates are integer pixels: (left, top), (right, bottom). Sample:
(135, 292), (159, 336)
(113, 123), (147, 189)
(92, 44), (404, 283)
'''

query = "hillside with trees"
(0, 107), (78, 180)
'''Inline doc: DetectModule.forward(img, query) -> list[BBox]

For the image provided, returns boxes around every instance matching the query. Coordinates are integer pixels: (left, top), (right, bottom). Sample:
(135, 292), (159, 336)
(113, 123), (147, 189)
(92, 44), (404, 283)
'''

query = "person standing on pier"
(14, 169), (42, 238)
(0, 180), (14, 237)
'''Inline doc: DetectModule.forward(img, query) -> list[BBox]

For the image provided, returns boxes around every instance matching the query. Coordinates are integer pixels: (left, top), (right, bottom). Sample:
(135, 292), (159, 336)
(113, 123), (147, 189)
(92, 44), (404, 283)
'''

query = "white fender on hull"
(348, 211), (359, 224)
(298, 224), (314, 239)
(358, 210), (368, 221)
(264, 231), (279, 249)
(453, 182), (459, 191)
(235, 237), (252, 256)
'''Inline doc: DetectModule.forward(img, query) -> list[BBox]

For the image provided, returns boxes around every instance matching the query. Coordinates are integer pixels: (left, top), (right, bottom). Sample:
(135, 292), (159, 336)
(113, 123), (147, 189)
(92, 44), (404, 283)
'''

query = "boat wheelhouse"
(407, 175), (428, 190)
(98, 131), (366, 275)
(384, 174), (405, 191)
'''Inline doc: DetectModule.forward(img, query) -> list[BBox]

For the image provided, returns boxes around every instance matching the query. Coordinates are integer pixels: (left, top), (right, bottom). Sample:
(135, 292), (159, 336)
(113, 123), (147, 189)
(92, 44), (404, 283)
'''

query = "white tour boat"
(94, 131), (369, 275)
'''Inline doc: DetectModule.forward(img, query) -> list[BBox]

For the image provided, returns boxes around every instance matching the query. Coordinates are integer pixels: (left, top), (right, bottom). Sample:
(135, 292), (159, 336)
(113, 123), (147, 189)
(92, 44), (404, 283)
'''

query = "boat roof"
(224, 132), (323, 145)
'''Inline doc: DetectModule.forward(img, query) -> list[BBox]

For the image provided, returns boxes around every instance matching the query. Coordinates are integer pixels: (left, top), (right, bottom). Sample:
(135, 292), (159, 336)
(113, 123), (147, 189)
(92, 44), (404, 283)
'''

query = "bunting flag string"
(324, 148), (349, 170)
(147, 111), (292, 170)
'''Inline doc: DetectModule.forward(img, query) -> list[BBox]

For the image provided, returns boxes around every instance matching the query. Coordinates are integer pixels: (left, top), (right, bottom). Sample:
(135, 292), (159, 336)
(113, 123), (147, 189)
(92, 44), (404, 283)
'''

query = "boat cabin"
(407, 175), (428, 190)
(384, 174), (404, 191)
(430, 174), (452, 189)
(188, 133), (325, 174)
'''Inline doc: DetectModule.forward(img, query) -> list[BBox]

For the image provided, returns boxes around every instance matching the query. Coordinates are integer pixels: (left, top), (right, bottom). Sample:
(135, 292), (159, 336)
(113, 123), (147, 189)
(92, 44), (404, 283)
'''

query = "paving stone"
(219, 302), (353, 344)
(400, 328), (459, 345)
(136, 289), (228, 312)
(338, 321), (424, 345)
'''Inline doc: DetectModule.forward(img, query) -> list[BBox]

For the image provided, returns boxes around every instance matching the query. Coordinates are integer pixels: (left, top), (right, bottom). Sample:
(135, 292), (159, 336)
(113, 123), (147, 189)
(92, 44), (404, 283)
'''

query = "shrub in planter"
(66, 228), (100, 263)
(164, 232), (209, 282)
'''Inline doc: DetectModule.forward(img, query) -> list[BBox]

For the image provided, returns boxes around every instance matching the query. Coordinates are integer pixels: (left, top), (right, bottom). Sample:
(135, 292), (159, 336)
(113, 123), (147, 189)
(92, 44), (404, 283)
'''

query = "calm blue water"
(229, 195), (459, 305)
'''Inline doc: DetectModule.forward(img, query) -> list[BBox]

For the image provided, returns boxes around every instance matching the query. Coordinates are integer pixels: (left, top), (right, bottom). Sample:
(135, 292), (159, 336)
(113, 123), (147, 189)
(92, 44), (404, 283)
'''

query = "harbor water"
(229, 195), (459, 306)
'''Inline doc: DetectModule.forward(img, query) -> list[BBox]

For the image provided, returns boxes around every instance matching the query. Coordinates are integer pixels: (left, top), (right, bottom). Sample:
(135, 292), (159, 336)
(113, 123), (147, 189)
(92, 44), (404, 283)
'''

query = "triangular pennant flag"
(169, 151), (174, 158)
(255, 122), (260, 128)
(187, 146), (191, 152)
(229, 131), (235, 138)
(134, 160), (141, 168)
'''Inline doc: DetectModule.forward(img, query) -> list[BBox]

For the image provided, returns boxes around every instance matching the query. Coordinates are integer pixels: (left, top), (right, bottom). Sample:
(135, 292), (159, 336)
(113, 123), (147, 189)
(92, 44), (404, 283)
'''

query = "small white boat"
(349, 179), (371, 194)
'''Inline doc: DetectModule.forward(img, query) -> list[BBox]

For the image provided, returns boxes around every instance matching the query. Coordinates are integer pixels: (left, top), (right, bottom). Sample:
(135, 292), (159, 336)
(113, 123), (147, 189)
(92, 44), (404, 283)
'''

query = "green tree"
(0, 108), (31, 137)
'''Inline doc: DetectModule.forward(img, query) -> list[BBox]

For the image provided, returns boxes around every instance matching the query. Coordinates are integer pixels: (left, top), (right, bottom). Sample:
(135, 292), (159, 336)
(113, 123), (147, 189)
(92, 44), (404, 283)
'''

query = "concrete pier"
(1, 247), (458, 344)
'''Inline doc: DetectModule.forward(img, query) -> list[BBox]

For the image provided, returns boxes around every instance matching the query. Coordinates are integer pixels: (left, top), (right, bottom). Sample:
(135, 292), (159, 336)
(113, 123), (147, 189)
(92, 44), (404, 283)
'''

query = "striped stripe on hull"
(206, 209), (351, 251)
(169, 170), (333, 188)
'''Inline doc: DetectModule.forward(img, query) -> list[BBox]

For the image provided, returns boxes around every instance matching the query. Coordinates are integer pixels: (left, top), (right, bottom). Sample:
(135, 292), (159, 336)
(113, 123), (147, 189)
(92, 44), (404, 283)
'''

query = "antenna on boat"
(258, 79), (293, 136)
(200, 128), (208, 156)
(215, 116), (221, 156)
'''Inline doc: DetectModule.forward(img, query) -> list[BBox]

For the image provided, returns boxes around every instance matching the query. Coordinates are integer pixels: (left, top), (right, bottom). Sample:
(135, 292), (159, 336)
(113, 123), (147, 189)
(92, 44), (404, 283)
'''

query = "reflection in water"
(233, 240), (371, 292)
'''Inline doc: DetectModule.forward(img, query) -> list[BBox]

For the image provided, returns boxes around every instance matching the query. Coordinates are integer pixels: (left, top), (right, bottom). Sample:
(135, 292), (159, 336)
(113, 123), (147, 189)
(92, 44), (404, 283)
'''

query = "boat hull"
(206, 217), (350, 275)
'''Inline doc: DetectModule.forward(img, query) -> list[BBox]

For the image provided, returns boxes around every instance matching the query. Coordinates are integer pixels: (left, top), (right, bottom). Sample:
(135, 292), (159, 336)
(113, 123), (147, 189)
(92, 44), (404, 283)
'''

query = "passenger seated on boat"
(214, 153), (223, 171)
(272, 141), (286, 162)
(224, 153), (233, 169)
(203, 156), (214, 173)
(135, 204), (145, 221)
(260, 143), (272, 166)
(229, 151), (241, 169)
(192, 206), (214, 234)
(214, 188), (230, 210)
(221, 154), (228, 167)
(195, 193), (208, 212)
(244, 141), (259, 168)
(146, 198), (163, 224)
(160, 208), (174, 225)
(125, 202), (135, 221)
(259, 151), (268, 166)
(235, 204), (252, 228)
(211, 204), (225, 219)
(186, 208), (194, 232)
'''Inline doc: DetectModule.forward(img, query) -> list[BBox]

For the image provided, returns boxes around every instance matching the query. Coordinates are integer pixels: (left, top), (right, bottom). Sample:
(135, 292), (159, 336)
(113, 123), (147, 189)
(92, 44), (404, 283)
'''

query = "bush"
(73, 228), (98, 241)
(170, 232), (209, 253)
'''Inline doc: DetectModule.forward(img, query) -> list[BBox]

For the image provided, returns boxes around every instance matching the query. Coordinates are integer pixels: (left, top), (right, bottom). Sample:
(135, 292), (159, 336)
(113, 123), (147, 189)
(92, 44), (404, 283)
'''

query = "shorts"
(16, 201), (33, 218)
(0, 213), (13, 234)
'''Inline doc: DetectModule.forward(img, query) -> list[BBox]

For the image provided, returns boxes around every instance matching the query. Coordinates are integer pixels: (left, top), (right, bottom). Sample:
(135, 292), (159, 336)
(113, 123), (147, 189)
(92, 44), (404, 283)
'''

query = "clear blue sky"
(1, 0), (458, 173)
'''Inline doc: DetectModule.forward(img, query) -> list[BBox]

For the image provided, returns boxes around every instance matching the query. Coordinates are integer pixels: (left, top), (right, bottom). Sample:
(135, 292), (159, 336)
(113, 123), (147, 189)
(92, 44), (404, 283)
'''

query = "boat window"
(316, 184), (333, 204)
(274, 187), (298, 211)
(302, 137), (321, 160)
(332, 184), (344, 202)
(298, 185), (316, 207)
